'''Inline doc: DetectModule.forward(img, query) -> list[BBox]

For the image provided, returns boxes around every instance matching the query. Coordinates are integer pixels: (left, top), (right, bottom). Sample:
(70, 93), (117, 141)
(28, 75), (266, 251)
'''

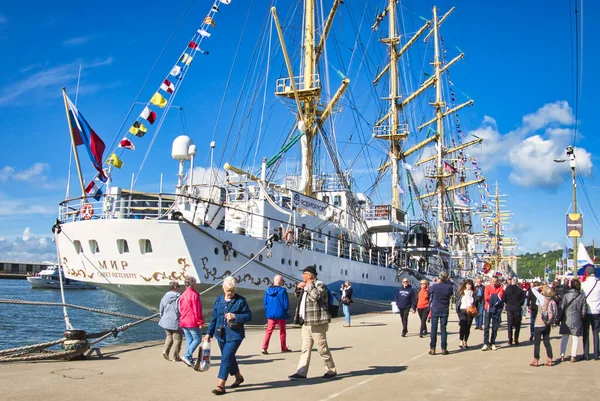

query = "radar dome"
(172, 135), (194, 160)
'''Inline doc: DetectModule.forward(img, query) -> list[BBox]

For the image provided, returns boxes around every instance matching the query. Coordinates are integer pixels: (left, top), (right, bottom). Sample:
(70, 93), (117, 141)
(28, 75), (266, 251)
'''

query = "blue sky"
(0, 0), (598, 261)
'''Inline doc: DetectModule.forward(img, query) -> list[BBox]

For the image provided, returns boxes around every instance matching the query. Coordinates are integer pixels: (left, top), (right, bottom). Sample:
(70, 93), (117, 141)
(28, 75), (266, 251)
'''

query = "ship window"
(89, 240), (100, 254)
(139, 239), (153, 254)
(233, 250), (237, 258)
(345, 270), (348, 276)
(214, 247), (219, 255)
(117, 239), (129, 254)
(366, 273), (369, 279)
(281, 258), (286, 265)
(295, 261), (298, 267)
(259, 255), (263, 262)
(319, 265), (322, 271)
(333, 195), (341, 207)
(318, 229), (322, 238)
(322, 195), (330, 204)
(73, 240), (83, 254)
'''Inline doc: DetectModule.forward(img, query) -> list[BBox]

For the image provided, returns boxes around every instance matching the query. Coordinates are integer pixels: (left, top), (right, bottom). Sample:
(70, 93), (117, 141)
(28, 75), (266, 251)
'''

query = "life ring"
(375, 206), (386, 217)
(81, 203), (94, 220)
(284, 230), (294, 244)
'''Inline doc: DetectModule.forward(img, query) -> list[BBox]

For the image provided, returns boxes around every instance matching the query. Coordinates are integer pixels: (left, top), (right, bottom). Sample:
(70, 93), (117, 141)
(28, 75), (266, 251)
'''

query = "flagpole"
(62, 87), (87, 198)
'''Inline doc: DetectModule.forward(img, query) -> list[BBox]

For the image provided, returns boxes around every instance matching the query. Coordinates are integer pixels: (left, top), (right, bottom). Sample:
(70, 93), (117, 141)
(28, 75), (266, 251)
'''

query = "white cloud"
(539, 241), (562, 251)
(189, 167), (228, 186)
(0, 57), (113, 106)
(522, 101), (574, 130)
(506, 222), (528, 235)
(468, 101), (593, 190)
(0, 194), (56, 217)
(0, 162), (55, 188)
(0, 228), (57, 262)
(63, 35), (97, 47)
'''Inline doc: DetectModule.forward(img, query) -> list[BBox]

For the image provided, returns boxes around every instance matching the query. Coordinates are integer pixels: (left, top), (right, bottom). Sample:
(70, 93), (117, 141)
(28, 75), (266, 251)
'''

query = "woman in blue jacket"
(205, 276), (252, 395)
(261, 275), (291, 354)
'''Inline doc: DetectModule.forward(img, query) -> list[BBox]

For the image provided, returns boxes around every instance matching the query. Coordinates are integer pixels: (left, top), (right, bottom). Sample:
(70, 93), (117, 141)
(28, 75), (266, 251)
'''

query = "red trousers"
(262, 319), (287, 350)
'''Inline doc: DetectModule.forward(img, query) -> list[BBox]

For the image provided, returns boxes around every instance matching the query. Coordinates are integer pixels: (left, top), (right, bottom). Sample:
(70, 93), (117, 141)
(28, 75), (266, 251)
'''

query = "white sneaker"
(491, 344), (498, 351)
(481, 345), (490, 351)
(182, 356), (194, 367)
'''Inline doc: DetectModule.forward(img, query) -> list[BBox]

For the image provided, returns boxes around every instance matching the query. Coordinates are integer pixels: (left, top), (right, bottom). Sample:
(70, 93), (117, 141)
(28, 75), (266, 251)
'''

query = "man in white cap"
(582, 264), (600, 360)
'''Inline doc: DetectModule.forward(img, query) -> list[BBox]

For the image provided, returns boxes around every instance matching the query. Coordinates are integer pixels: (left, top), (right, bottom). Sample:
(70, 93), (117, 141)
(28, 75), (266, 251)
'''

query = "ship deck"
(1, 311), (588, 401)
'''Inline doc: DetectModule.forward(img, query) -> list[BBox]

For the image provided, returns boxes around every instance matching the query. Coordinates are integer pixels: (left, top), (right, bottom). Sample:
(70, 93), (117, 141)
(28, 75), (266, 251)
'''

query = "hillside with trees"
(516, 246), (598, 278)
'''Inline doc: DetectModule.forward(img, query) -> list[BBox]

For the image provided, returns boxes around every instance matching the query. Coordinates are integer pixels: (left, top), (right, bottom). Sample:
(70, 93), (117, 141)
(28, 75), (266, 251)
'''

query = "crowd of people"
(391, 264), (600, 365)
(155, 263), (599, 395)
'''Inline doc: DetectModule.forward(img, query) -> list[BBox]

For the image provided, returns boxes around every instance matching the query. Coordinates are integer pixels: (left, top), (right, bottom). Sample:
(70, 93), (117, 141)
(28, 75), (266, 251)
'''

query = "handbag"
(466, 305), (478, 317)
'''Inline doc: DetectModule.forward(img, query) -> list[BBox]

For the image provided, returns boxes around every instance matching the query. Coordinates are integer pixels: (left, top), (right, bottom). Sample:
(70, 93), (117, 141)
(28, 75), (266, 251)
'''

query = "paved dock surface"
(2, 311), (595, 401)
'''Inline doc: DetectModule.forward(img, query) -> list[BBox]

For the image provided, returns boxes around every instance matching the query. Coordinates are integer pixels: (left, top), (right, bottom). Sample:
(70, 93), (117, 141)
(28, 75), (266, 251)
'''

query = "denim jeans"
(530, 308), (538, 338)
(343, 304), (351, 325)
(475, 303), (484, 328)
(484, 310), (501, 346)
(217, 338), (243, 380)
(182, 327), (202, 361)
(430, 311), (449, 350)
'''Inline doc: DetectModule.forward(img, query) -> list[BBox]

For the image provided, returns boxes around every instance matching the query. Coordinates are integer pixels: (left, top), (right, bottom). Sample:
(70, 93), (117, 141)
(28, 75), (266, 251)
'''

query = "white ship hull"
(56, 218), (409, 314)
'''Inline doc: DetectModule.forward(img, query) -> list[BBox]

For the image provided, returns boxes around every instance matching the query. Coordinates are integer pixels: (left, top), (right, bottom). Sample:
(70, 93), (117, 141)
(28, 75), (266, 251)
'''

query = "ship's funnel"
(172, 135), (194, 160)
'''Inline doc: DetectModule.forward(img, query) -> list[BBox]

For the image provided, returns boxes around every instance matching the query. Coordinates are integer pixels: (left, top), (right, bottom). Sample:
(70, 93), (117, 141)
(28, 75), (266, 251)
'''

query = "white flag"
(197, 29), (211, 38)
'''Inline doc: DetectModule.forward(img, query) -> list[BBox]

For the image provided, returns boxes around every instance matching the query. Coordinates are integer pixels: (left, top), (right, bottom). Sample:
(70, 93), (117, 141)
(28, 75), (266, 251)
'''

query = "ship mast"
(271, 0), (346, 197)
(432, 6), (445, 245)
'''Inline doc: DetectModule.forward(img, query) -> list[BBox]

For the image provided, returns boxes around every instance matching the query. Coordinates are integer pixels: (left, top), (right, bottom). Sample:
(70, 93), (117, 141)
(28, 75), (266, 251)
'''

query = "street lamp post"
(555, 146), (577, 276)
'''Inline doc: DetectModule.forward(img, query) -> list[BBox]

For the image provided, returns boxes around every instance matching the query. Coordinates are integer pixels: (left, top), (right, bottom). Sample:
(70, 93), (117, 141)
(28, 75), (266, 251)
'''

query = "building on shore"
(0, 260), (54, 276)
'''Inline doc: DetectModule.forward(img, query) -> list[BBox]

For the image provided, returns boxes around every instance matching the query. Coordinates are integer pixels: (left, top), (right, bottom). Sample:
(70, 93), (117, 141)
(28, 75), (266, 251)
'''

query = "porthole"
(117, 239), (129, 254)
(295, 261), (299, 267)
(139, 239), (152, 254)
(259, 255), (263, 262)
(366, 273), (369, 279)
(73, 240), (83, 254)
(214, 247), (219, 255)
(89, 240), (100, 254)
(319, 265), (322, 271)
(288, 259), (291, 266)
(233, 250), (238, 258)
(250, 253), (255, 259)
(281, 258), (286, 265)
(345, 270), (348, 276)
(362, 273), (364, 278)
(340, 269), (343, 275)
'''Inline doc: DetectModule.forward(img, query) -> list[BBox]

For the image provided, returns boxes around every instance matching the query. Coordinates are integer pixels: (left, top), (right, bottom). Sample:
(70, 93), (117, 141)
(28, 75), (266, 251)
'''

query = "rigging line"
(572, 0), (581, 145)
(252, 14), (274, 172)
(209, 0), (258, 170)
(219, 0), (275, 170)
(107, 0), (197, 155)
(576, 168), (600, 230)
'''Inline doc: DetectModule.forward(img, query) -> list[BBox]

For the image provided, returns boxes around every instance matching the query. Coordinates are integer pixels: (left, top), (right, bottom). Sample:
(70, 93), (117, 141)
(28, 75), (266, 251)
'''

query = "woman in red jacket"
(416, 280), (430, 338)
(179, 277), (204, 367)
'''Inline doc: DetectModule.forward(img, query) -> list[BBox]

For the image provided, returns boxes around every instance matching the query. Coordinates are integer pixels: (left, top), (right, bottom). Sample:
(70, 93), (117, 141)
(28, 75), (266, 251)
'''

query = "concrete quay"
(1, 311), (594, 401)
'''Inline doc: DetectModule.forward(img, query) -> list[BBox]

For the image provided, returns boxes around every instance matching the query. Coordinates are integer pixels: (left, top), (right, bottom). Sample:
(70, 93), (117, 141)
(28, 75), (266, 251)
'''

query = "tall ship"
(55, 0), (501, 312)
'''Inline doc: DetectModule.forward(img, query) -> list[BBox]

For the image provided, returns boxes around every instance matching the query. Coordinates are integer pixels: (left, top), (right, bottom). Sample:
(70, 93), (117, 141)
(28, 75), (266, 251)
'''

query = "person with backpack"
(559, 279), (587, 362)
(340, 281), (353, 327)
(530, 285), (557, 367)
(474, 277), (485, 330)
(527, 280), (541, 341)
(581, 264), (600, 360)
(289, 265), (337, 380)
(482, 276), (504, 351)
(158, 281), (182, 361)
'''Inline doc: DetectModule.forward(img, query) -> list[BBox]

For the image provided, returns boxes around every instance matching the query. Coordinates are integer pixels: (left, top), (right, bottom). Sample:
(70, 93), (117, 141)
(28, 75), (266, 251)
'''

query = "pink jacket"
(179, 287), (204, 328)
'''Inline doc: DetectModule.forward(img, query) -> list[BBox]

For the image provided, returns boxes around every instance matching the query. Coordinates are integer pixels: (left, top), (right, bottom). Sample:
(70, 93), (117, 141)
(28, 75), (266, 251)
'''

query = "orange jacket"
(417, 288), (429, 309)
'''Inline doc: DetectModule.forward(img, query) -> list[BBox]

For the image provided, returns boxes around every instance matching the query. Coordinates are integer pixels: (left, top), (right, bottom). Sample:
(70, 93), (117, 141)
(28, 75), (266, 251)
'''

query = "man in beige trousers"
(289, 265), (337, 380)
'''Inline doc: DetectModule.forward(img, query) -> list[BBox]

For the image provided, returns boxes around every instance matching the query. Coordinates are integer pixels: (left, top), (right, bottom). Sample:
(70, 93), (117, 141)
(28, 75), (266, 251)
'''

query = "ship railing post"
(349, 243), (353, 260)
(325, 235), (328, 255)
(267, 219), (271, 240)
(378, 251), (380, 266)
(385, 253), (388, 268)
(369, 248), (372, 265)
(311, 232), (314, 250)
(337, 238), (341, 258)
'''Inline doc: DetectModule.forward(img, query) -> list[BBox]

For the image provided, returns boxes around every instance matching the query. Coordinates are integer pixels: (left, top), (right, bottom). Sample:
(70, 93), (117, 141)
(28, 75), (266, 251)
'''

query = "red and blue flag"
(65, 95), (106, 180)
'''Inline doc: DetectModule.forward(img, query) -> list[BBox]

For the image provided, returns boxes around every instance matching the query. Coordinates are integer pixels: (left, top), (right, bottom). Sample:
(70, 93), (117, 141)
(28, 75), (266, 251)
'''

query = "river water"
(0, 279), (163, 350)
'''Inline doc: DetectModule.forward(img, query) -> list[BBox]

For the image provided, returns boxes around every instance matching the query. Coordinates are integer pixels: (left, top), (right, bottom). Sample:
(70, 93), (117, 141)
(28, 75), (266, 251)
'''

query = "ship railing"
(58, 193), (396, 270)
(58, 193), (176, 222)
(275, 74), (320, 94)
(362, 204), (391, 220)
